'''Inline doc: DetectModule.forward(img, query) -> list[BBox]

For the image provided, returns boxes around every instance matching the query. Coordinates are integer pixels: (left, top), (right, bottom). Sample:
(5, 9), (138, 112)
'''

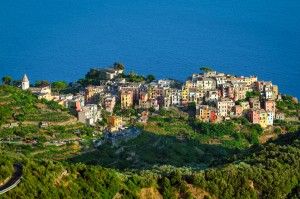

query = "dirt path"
(21, 117), (78, 126)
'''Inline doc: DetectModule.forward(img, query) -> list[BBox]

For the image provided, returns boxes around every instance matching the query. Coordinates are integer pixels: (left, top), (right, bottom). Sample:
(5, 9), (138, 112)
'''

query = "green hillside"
(1, 85), (300, 198)
(0, 85), (73, 125)
(1, 130), (300, 198)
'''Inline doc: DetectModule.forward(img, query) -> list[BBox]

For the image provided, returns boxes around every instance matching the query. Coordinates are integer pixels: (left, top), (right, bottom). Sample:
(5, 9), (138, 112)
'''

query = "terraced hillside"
(0, 85), (75, 125)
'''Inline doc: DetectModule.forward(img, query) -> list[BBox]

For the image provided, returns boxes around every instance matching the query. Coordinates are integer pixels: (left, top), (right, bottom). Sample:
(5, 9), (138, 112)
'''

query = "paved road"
(0, 163), (23, 194)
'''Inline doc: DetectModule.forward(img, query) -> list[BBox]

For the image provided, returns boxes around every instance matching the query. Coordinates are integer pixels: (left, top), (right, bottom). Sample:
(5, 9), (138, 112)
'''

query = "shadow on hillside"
(266, 130), (300, 146)
(68, 130), (239, 171)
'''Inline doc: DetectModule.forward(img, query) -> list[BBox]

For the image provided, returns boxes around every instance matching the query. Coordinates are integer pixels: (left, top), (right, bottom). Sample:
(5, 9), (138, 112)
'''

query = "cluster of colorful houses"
(21, 67), (287, 131)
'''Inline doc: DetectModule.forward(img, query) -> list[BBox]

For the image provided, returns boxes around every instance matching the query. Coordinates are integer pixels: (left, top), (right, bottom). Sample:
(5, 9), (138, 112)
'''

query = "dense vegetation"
(276, 95), (300, 117)
(70, 131), (235, 170)
(1, 130), (300, 198)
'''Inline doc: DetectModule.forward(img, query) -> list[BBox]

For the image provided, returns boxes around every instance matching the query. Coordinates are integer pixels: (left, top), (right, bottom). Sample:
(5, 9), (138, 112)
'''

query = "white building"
(206, 89), (219, 102)
(22, 74), (30, 90)
(267, 111), (274, 126)
(171, 88), (182, 105)
(197, 77), (216, 90)
(78, 104), (101, 125)
(188, 88), (199, 103)
(158, 79), (171, 88)
(265, 89), (273, 100)
(217, 98), (235, 117)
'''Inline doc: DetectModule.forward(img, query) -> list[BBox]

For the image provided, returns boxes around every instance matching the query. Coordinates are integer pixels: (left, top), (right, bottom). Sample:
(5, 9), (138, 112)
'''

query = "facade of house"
(196, 105), (217, 122)
(120, 90), (134, 108)
(240, 101), (250, 111)
(89, 67), (123, 80)
(206, 89), (219, 102)
(233, 105), (243, 117)
(107, 116), (123, 132)
(249, 98), (261, 109)
(217, 98), (234, 117)
(248, 109), (260, 124)
(103, 96), (116, 112)
(150, 98), (160, 111)
(196, 105), (210, 122)
(259, 109), (268, 128)
(171, 88), (182, 105)
(85, 85), (104, 104)
(264, 100), (276, 112)
(267, 111), (274, 126)
(78, 104), (101, 125)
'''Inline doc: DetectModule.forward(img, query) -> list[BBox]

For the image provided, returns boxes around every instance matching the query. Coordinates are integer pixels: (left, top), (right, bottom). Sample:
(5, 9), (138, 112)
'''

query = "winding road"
(0, 163), (23, 194)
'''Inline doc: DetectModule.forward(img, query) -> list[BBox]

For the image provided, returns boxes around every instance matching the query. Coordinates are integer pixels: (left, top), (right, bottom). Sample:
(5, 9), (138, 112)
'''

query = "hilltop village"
(19, 64), (294, 132)
(0, 64), (300, 198)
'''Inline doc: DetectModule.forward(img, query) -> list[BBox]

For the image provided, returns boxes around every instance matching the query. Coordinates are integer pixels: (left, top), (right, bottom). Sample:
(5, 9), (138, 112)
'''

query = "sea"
(0, 0), (299, 99)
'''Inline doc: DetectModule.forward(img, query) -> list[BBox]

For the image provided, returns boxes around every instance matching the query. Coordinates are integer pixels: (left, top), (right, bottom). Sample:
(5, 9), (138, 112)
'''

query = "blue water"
(0, 0), (300, 99)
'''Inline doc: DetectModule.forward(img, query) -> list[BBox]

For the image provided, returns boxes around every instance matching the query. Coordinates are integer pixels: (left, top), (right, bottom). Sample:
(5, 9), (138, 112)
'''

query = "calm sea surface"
(0, 0), (299, 98)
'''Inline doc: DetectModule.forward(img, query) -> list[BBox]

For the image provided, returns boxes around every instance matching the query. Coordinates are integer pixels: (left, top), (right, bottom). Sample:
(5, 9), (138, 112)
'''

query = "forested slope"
(0, 130), (300, 198)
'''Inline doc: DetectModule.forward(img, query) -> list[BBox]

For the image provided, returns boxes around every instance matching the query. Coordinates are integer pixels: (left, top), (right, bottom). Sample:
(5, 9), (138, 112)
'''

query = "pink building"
(248, 109), (260, 124)
(75, 101), (81, 112)
(233, 105), (243, 117)
(139, 92), (148, 102)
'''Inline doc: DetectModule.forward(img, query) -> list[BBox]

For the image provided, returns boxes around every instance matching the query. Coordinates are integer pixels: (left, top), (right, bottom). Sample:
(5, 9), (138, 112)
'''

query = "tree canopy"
(113, 62), (125, 70)
(51, 81), (67, 94)
(200, 67), (212, 72)
(146, 74), (155, 83)
(2, 76), (12, 85)
(35, 80), (50, 87)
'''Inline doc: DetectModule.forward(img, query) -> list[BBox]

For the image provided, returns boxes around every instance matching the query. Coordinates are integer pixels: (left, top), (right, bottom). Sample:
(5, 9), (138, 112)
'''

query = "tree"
(51, 81), (67, 94)
(2, 76), (12, 85)
(113, 104), (122, 115)
(12, 80), (22, 87)
(200, 67), (212, 73)
(246, 91), (260, 99)
(130, 71), (136, 78)
(188, 102), (196, 108)
(146, 75), (155, 83)
(35, 80), (50, 87)
(160, 109), (167, 116)
(113, 62), (125, 70)
(149, 107), (155, 112)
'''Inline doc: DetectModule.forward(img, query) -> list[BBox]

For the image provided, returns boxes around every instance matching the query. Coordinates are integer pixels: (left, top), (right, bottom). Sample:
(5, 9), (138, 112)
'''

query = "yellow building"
(272, 85), (278, 95)
(240, 101), (250, 111)
(259, 110), (268, 128)
(196, 105), (209, 121)
(107, 116), (123, 132)
(185, 80), (193, 89)
(182, 86), (188, 100)
(37, 93), (53, 101)
(147, 86), (154, 99)
(120, 90), (133, 108)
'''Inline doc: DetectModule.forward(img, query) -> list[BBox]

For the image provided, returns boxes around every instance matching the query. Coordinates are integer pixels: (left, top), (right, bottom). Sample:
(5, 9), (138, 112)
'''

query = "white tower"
(22, 74), (29, 90)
